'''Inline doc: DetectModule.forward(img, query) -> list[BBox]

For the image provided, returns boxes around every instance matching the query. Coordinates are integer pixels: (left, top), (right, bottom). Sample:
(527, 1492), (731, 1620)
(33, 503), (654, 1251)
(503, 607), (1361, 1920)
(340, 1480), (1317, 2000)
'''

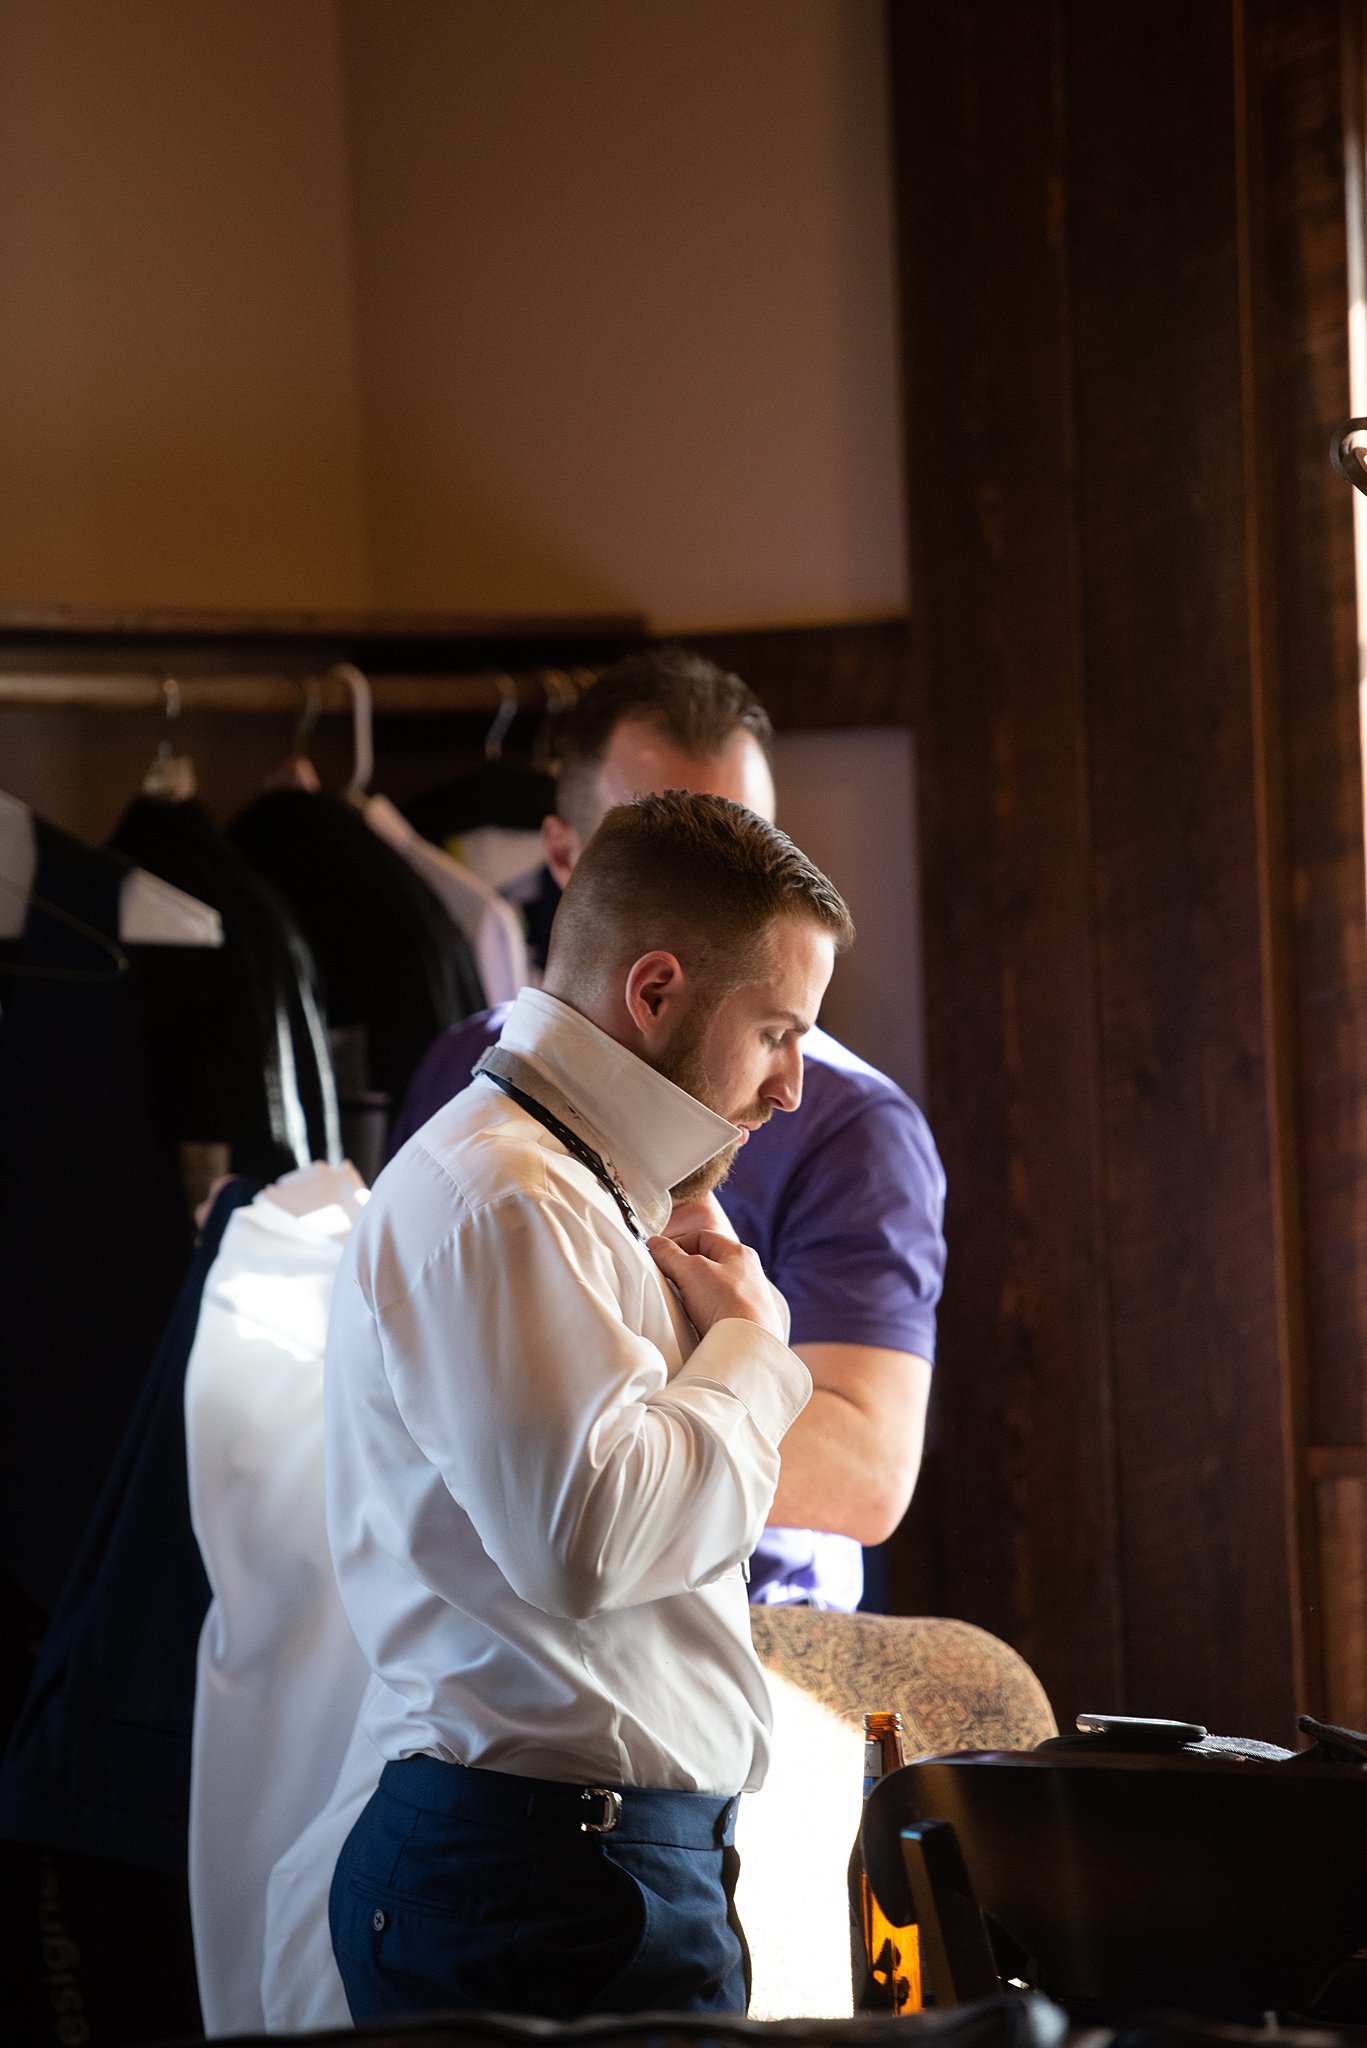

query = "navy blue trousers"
(329, 1757), (750, 2022)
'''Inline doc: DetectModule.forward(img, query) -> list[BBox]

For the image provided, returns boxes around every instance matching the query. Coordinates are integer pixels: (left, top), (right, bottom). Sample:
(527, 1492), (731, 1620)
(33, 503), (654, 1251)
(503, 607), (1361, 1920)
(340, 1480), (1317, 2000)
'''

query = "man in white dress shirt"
(324, 791), (853, 2021)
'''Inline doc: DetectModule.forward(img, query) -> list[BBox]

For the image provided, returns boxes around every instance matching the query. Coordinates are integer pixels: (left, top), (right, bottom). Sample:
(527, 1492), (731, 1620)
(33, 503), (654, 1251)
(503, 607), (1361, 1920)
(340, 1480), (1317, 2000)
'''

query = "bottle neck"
(862, 1717), (905, 1798)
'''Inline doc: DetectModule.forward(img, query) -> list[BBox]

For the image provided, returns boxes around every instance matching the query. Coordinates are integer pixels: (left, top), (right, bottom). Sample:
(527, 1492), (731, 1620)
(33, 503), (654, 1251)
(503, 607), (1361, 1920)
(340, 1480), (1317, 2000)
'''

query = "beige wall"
(0, 0), (370, 610)
(336, 0), (907, 629)
(0, 0), (904, 631)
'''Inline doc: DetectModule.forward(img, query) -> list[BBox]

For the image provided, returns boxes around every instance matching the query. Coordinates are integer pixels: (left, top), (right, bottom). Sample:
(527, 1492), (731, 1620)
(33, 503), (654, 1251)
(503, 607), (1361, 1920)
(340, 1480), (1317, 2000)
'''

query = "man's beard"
(652, 1010), (769, 1201)
(669, 1143), (743, 1203)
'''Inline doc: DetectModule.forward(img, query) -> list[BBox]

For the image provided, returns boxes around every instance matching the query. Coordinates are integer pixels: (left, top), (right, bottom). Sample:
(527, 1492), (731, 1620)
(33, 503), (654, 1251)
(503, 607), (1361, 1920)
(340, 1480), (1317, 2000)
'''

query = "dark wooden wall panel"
(1313, 1462), (1367, 1723)
(1063, 3), (1300, 1735)
(886, 0), (1122, 1722)
(683, 620), (914, 732)
(888, 0), (1367, 1742)
(1254, 0), (1367, 1462)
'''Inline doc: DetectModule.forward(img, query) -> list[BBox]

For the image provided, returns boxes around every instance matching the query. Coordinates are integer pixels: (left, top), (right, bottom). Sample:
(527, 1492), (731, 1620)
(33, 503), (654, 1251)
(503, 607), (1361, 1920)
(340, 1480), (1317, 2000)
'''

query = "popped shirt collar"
(485, 986), (740, 1237)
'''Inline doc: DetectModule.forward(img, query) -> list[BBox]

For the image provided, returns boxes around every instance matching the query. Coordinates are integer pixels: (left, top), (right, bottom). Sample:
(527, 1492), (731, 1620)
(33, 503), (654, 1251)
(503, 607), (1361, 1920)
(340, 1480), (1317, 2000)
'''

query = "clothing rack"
(0, 667), (597, 717)
(0, 606), (918, 733)
(0, 604), (649, 717)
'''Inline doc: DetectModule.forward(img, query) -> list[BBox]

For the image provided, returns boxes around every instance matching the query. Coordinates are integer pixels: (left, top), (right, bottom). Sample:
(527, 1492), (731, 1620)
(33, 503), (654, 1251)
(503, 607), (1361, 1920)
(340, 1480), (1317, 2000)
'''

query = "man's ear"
(623, 952), (687, 1044)
(541, 812), (581, 890)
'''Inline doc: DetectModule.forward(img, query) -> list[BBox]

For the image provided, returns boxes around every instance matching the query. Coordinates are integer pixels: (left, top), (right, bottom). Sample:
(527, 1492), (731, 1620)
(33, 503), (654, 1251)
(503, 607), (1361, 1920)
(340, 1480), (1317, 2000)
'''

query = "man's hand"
(648, 1229), (789, 1343)
(657, 1192), (737, 1244)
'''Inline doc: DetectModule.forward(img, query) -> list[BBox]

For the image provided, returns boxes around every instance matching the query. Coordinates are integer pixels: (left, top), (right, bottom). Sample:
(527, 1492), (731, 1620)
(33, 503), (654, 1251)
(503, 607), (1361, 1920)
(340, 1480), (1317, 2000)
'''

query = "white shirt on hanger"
(185, 1162), (370, 2038)
(447, 820), (547, 901)
(359, 790), (529, 1003)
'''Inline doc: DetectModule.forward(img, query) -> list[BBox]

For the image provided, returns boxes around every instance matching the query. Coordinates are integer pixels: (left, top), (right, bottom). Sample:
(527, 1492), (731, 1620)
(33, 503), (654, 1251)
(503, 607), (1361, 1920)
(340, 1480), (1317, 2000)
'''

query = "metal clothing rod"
(0, 667), (595, 715)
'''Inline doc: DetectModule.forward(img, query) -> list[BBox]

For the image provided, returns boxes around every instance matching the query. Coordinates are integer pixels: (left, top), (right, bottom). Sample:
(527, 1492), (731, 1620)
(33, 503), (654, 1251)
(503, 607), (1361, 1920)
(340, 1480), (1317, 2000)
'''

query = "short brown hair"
(546, 790), (853, 998)
(555, 648), (775, 837)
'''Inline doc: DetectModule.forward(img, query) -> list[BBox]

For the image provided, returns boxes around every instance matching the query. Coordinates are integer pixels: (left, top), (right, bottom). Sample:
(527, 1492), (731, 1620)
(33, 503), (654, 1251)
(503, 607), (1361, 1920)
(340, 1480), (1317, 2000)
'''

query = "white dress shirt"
(325, 986), (811, 1796)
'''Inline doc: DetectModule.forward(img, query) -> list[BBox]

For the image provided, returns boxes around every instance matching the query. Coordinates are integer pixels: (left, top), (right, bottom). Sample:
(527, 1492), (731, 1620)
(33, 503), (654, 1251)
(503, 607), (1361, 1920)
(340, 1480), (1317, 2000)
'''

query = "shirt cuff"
(679, 1320), (812, 1444)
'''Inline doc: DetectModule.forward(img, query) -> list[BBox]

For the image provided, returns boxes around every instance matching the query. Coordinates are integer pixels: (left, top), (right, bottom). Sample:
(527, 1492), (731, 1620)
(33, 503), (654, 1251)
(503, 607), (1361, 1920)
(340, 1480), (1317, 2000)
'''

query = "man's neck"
(538, 973), (641, 1062)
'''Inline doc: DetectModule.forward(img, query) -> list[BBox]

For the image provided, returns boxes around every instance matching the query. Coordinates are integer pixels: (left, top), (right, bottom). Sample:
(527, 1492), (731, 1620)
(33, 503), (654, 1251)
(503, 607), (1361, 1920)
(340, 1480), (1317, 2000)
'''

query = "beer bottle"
(848, 1709), (921, 2011)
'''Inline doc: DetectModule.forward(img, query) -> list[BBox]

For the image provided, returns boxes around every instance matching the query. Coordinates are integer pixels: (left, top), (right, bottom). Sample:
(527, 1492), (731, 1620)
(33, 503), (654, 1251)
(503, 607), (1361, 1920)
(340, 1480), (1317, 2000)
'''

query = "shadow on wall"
(774, 725), (925, 1104)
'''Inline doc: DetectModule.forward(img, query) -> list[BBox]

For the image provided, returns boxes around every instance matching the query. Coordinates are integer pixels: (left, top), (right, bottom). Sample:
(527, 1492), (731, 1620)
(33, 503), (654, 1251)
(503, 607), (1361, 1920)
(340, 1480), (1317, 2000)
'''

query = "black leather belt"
(379, 1756), (738, 1848)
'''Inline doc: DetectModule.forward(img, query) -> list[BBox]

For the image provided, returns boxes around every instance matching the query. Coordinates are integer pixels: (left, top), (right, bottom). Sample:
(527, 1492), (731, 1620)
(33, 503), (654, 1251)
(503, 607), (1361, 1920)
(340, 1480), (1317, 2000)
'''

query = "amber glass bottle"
(848, 1709), (921, 2011)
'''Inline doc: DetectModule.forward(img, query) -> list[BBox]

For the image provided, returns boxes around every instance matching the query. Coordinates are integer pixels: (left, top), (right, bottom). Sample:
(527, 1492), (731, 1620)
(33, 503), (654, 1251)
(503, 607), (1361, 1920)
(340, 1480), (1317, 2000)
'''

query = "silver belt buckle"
(580, 1786), (622, 1833)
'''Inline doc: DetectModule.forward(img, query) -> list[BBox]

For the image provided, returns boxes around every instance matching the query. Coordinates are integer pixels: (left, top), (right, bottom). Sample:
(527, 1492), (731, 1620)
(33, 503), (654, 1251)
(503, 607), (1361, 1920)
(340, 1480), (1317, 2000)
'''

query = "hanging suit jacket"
(0, 819), (193, 1632)
(0, 1177), (260, 1871)
(109, 794), (340, 1180)
(229, 789), (485, 1113)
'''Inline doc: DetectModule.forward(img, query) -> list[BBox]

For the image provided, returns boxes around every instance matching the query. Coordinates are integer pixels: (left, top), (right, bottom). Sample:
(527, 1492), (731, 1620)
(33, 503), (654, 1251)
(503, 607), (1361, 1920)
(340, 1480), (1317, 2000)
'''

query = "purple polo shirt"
(388, 1007), (947, 1610)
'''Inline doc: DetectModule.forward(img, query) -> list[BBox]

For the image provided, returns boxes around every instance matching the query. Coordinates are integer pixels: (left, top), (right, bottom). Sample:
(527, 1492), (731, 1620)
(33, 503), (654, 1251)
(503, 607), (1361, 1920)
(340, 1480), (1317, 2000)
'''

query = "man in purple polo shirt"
(389, 649), (946, 1609)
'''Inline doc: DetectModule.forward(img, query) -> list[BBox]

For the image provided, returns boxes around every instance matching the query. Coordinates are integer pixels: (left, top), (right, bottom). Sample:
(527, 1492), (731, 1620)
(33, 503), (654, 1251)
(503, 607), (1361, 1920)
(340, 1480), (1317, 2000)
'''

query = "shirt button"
(371, 1909), (387, 1932)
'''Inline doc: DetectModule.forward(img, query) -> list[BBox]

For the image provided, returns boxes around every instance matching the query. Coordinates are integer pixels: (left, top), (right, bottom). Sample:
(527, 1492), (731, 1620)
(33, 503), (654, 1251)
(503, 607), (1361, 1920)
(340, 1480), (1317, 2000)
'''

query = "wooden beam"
(680, 619), (914, 731)
(0, 603), (645, 676)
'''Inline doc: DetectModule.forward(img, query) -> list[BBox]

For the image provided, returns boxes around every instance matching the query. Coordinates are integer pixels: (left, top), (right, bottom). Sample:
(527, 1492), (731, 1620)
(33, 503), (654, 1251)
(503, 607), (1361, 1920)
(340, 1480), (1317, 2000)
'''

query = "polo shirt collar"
(484, 986), (740, 1236)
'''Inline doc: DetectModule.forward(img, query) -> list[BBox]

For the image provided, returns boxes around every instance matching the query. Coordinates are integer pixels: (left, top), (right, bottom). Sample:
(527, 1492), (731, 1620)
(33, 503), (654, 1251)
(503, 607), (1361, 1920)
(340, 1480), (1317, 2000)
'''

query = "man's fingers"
(650, 1228), (735, 1261)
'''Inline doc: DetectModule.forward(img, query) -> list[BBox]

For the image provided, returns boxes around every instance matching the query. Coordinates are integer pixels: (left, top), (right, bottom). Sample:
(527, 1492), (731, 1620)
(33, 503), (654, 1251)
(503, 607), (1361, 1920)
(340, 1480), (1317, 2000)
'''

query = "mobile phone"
(1076, 1712), (1207, 1746)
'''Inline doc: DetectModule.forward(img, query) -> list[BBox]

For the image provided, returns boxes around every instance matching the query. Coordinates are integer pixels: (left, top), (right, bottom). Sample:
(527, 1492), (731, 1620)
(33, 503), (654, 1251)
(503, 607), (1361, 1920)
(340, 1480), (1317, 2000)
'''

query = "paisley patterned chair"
(738, 1609), (1058, 2020)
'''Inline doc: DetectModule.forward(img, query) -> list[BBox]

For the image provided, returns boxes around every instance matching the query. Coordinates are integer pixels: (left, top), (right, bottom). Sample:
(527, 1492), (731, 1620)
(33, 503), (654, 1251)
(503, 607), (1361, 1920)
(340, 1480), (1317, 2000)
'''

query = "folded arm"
(734, 1088), (945, 1545)
(767, 1342), (931, 1544)
(657, 1189), (932, 1545)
